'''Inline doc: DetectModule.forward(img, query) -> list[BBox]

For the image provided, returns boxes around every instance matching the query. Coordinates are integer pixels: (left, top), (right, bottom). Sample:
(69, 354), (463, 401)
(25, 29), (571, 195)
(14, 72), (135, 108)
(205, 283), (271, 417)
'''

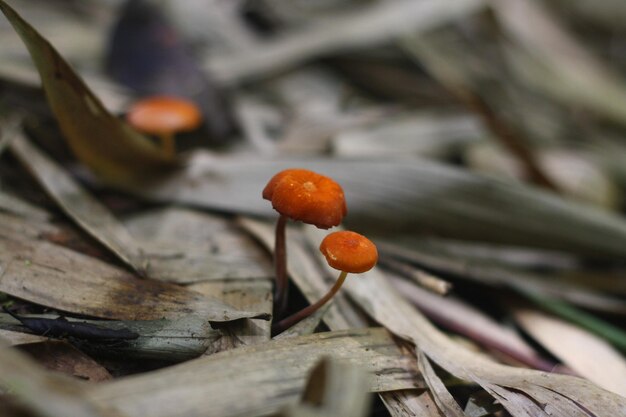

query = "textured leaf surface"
(89, 329), (421, 417)
(0, 0), (174, 184)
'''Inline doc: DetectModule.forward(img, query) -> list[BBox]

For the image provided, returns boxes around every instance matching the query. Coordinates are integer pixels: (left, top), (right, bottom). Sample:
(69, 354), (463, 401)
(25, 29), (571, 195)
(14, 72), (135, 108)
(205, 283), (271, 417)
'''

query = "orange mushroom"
(263, 169), (347, 313)
(273, 230), (377, 333)
(126, 96), (202, 158)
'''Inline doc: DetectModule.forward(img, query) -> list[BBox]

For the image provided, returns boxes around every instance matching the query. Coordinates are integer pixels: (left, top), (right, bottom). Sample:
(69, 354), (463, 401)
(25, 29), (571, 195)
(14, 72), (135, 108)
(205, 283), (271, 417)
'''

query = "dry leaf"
(493, 0), (626, 125)
(391, 275), (553, 370)
(0, 0), (174, 185)
(18, 341), (112, 382)
(125, 207), (272, 283)
(130, 153), (626, 259)
(88, 328), (421, 417)
(381, 390), (445, 417)
(0, 312), (221, 362)
(301, 226), (626, 417)
(206, 0), (486, 84)
(191, 279), (272, 355)
(514, 308), (626, 396)
(10, 133), (146, 274)
(0, 337), (123, 417)
(417, 351), (465, 417)
(0, 213), (269, 322)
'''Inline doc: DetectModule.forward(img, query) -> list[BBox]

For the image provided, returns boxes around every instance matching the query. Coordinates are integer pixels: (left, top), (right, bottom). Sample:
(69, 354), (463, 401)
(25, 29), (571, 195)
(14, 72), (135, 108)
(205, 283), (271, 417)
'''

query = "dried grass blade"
(417, 351), (466, 417)
(0, 337), (124, 417)
(303, 227), (626, 417)
(391, 275), (554, 371)
(0, 215), (269, 322)
(124, 208), (272, 283)
(10, 132), (146, 274)
(133, 154), (626, 259)
(492, 0), (626, 125)
(514, 308), (626, 396)
(191, 279), (272, 354)
(0, 312), (221, 361)
(380, 390), (445, 417)
(207, 0), (486, 84)
(88, 328), (420, 417)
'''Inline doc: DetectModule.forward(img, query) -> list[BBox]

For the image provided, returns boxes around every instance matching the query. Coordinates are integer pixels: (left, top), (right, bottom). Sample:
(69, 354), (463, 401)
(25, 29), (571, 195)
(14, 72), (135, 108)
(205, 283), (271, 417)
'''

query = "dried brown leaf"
(88, 328), (420, 417)
(19, 341), (112, 382)
(0, 0), (174, 185)
(302, 227), (626, 417)
(10, 133), (146, 274)
(125, 208), (272, 283)
(0, 213), (269, 322)
(514, 308), (626, 396)
(0, 337), (124, 417)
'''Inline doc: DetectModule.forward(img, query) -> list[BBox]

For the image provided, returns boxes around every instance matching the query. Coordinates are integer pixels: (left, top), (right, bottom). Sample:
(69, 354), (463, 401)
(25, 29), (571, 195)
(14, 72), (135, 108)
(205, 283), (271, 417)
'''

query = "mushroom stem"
(274, 214), (288, 314)
(273, 271), (348, 334)
(158, 132), (176, 158)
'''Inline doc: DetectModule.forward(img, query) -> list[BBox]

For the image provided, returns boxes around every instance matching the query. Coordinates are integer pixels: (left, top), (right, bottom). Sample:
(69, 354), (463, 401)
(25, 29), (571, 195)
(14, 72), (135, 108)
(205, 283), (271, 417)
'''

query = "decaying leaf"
(492, 0), (626, 125)
(301, 226), (626, 417)
(0, 312), (221, 362)
(191, 279), (272, 355)
(130, 154), (626, 259)
(391, 275), (554, 370)
(514, 308), (626, 396)
(10, 133), (147, 274)
(18, 340), (112, 382)
(206, 0), (486, 84)
(381, 390), (445, 417)
(380, 240), (626, 314)
(0, 0), (174, 185)
(0, 338), (123, 417)
(87, 328), (421, 417)
(0, 213), (269, 322)
(417, 351), (465, 417)
(124, 207), (272, 283)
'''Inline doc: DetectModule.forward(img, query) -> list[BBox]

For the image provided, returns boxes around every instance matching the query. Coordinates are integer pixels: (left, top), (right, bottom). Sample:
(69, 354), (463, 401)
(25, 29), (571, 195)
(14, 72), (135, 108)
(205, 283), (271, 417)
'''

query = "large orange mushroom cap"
(263, 169), (347, 229)
(320, 231), (378, 274)
(126, 96), (202, 135)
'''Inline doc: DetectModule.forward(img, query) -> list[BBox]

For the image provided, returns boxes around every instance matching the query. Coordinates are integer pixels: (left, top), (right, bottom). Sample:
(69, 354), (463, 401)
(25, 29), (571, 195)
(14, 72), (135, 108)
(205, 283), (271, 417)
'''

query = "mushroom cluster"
(263, 168), (347, 313)
(263, 168), (377, 332)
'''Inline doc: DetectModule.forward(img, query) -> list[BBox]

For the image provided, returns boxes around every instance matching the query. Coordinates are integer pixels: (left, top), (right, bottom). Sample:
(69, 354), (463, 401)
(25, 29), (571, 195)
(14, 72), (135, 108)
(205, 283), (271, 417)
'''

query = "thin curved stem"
(159, 132), (176, 158)
(273, 271), (348, 334)
(274, 215), (288, 314)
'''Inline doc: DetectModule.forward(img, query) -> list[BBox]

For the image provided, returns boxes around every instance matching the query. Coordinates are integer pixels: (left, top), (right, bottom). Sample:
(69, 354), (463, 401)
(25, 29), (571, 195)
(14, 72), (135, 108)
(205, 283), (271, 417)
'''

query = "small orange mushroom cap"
(126, 96), (202, 135)
(263, 169), (347, 229)
(319, 231), (378, 274)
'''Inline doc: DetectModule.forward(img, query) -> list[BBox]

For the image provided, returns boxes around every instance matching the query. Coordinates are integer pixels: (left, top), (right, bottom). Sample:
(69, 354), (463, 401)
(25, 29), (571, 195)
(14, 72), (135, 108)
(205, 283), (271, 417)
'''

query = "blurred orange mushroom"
(273, 230), (377, 333)
(126, 96), (202, 158)
(263, 168), (346, 313)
